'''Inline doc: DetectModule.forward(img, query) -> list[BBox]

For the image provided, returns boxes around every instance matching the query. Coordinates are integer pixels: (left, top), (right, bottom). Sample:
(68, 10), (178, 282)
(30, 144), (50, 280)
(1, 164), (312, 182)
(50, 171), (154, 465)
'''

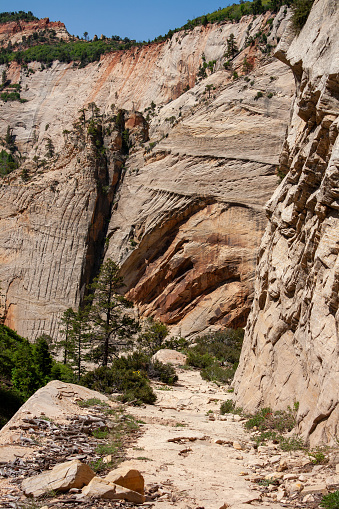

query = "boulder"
(152, 349), (187, 366)
(105, 467), (144, 495)
(21, 460), (95, 497)
(265, 472), (284, 480)
(82, 477), (145, 503)
(300, 484), (328, 496)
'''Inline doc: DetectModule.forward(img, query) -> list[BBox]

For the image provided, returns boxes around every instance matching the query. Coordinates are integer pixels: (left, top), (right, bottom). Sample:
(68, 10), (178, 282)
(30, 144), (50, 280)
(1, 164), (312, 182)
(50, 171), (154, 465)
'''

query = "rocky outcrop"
(234, 0), (339, 445)
(0, 10), (294, 339)
(106, 55), (294, 336)
(0, 18), (69, 46)
(0, 109), (144, 338)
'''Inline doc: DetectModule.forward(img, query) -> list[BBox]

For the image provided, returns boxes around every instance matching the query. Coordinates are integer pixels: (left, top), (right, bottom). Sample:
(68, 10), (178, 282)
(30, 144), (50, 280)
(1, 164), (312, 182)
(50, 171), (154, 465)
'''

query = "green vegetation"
(220, 399), (243, 415)
(153, 0), (313, 40)
(219, 399), (306, 452)
(82, 402), (140, 473)
(291, 0), (315, 31)
(225, 33), (238, 59)
(0, 149), (18, 176)
(254, 91), (264, 100)
(77, 397), (107, 408)
(320, 491), (339, 509)
(0, 1), (315, 69)
(0, 324), (59, 427)
(85, 258), (139, 366)
(0, 125), (21, 177)
(1, 90), (27, 103)
(80, 363), (156, 406)
(80, 351), (178, 405)
(135, 317), (187, 355)
(244, 405), (297, 432)
(0, 385), (24, 429)
(242, 403), (306, 451)
(185, 328), (244, 384)
(0, 37), (140, 66)
(0, 11), (38, 23)
(308, 447), (329, 464)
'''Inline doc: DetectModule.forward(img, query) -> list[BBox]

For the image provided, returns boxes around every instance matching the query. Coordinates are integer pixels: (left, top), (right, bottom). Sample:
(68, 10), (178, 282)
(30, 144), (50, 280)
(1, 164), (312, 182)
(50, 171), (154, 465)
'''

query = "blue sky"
(3, 1), (236, 41)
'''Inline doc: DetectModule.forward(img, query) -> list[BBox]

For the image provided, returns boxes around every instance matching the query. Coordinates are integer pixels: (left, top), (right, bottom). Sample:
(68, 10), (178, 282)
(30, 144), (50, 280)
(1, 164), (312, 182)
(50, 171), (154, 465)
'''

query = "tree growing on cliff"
(226, 33), (238, 59)
(4, 126), (16, 153)
(291, 0), (315, 31)
(87, 259), (139, 366)
(1, 69), (7, 88)
(205, 84), (213, 98)
(45, 138), (54, 158)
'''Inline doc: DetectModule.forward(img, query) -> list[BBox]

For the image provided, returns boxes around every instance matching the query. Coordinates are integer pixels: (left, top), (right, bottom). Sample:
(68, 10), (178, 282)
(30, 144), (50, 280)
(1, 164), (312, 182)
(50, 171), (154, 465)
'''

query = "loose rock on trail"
(0, 371), (338, 509)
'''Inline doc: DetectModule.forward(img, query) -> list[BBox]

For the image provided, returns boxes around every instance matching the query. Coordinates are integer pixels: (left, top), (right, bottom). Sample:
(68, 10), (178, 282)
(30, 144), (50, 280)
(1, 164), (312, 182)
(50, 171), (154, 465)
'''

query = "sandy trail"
(124, 368), (285, 509)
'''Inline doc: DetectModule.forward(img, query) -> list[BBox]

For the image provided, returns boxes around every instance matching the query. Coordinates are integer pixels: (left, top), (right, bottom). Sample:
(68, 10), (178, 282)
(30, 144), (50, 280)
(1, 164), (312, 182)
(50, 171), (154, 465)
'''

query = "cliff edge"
(234, 0), (339, 446)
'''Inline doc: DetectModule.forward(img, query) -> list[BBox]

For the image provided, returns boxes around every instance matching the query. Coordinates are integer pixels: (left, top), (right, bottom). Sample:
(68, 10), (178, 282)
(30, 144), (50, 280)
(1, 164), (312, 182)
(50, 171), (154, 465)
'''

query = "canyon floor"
(125, 368), (282, 509)
(0, 367), (338, 509)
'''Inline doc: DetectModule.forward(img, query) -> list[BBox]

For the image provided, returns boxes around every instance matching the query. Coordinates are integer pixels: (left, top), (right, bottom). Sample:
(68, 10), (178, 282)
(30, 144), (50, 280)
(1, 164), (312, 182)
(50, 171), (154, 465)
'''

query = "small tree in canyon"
(59, 307), (76, 365)
(86, 258), (139, 366)
(57, 306), (91, 380)
(57, 259), (139, 374)
(136, 317), (169, 356)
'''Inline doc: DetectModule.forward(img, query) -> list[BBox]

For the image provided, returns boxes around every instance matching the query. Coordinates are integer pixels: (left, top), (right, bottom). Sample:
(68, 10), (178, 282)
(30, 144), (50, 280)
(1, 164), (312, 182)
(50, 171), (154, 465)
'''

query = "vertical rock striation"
(234, 0), (339, 445)
(0, 11), (294, 339)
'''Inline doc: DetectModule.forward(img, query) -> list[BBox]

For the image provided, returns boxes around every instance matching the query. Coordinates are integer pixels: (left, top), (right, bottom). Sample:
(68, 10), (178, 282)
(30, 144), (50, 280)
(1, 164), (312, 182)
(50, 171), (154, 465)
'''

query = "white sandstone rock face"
(106, 57), (294, 336)
(234, 0), (339, 446)
(0, 11), (294, 339)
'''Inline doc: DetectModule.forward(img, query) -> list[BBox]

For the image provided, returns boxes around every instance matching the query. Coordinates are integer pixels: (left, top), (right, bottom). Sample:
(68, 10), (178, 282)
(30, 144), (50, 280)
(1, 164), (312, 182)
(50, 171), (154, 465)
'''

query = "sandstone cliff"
(234, 0), (339, 445)
(0, 10), (294, 339)
(0, 18), (69, 46)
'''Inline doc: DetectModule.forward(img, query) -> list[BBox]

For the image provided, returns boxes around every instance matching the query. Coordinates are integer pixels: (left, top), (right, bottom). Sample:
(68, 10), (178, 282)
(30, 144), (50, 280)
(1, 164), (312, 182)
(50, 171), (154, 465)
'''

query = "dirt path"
(124, 368), (285, 509)
(0, 372), (335, 508)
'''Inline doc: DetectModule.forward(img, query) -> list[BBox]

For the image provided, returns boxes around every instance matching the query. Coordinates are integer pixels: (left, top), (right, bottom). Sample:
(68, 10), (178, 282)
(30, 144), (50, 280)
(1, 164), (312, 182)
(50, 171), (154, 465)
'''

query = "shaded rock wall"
(234, 0), (339, 445)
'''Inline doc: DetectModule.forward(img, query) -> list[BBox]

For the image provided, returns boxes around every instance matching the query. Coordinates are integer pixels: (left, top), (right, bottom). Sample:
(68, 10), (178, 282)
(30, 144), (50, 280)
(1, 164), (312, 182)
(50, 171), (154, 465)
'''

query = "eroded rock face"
(0, 18), (69, 46)
(107, 56), (294, 336)
(234, 0), (339, 445)
(0, 11), (294, 339)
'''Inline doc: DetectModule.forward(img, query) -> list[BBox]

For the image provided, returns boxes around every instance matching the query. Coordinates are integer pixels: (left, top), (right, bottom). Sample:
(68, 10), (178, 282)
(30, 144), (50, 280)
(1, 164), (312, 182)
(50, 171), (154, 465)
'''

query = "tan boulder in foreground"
(82, 476), (145, 503)
(21, 460), (95, 497)
(105, 467), (144, 495)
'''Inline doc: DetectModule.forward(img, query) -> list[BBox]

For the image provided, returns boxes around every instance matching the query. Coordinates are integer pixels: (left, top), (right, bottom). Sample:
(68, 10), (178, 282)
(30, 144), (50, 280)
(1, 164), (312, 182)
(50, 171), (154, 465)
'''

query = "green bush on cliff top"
(0, 11), (38, 23)
(0, 1), (316, 67)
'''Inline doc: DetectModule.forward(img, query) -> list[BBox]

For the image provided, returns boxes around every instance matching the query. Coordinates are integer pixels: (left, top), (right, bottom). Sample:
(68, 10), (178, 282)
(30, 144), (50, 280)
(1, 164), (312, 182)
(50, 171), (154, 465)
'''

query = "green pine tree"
(59, 308), (76, 364)
(87, 258), (139, 366)
(136, 317), (169, 355)
(226, 33), (238, 58)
